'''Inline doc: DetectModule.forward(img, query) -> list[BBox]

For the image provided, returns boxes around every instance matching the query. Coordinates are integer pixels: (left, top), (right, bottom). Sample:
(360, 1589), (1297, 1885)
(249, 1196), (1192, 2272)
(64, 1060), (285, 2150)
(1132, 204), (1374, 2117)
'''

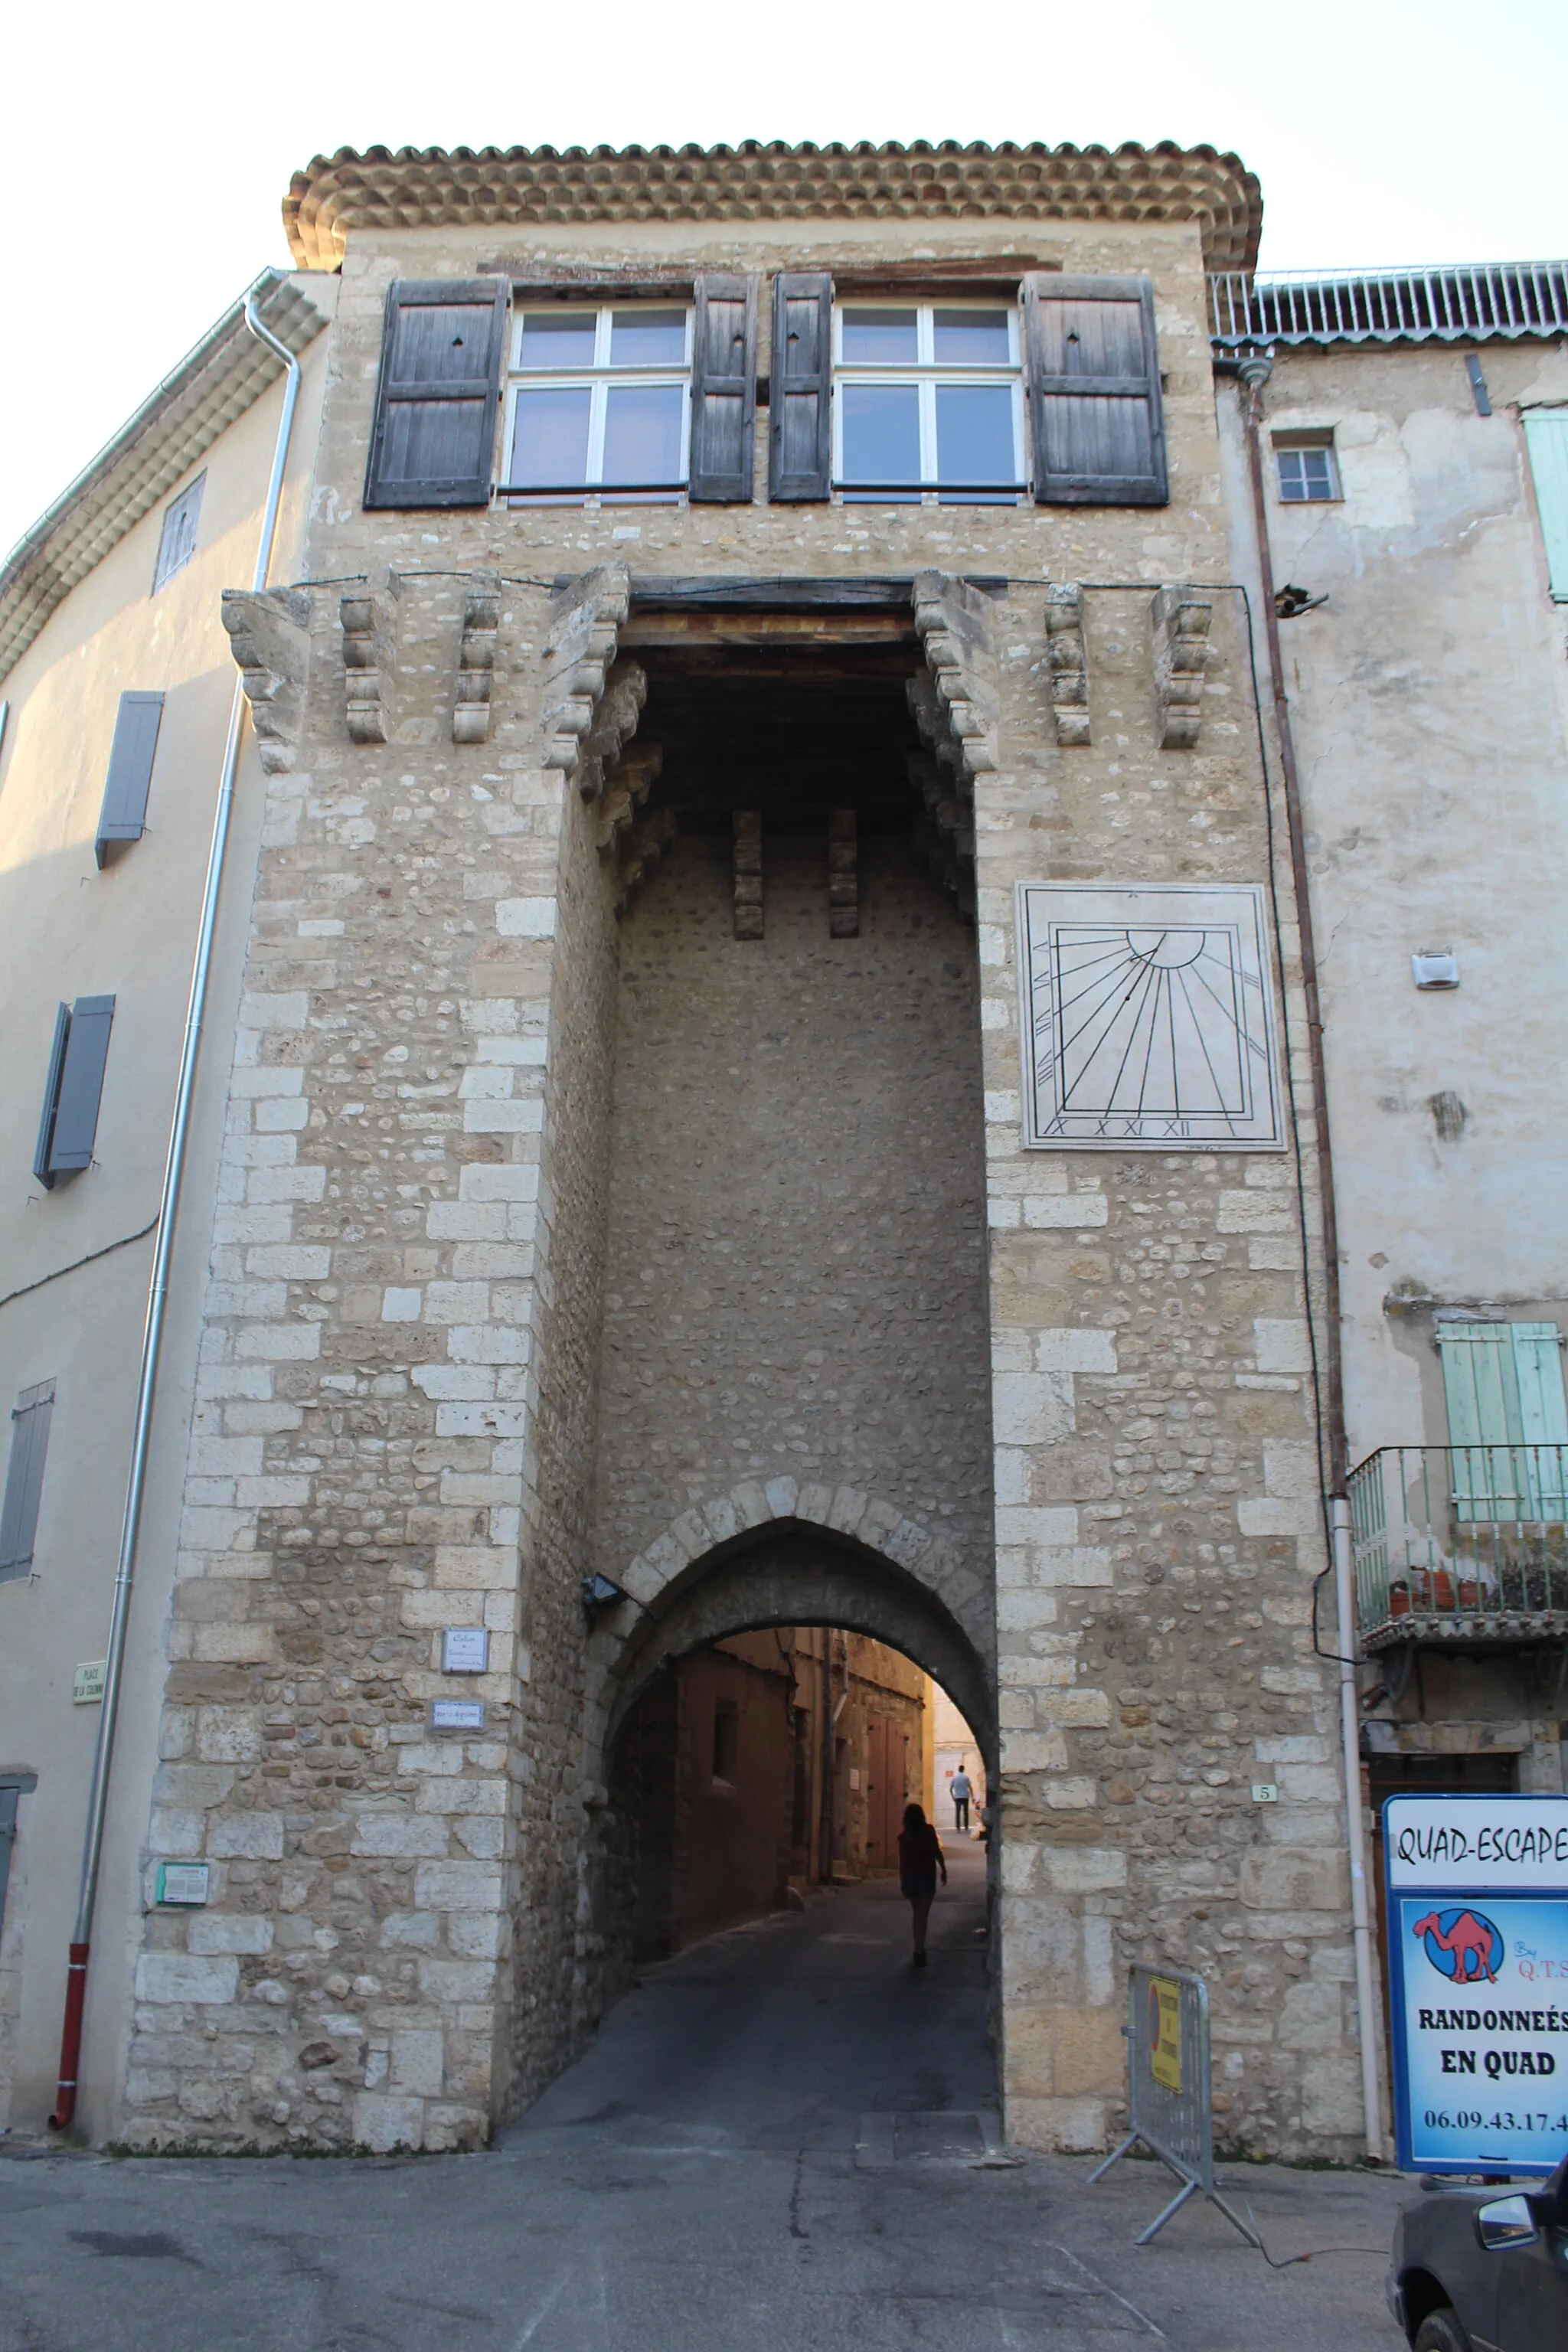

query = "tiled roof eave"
(0, 274), (326, 687)
(283, 139), (1263, 277)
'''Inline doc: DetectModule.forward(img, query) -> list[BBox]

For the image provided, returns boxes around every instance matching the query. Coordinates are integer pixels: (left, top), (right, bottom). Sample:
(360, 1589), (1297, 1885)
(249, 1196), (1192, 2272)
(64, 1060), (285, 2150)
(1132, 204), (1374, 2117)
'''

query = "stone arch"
(583, 1475), (995, 1779)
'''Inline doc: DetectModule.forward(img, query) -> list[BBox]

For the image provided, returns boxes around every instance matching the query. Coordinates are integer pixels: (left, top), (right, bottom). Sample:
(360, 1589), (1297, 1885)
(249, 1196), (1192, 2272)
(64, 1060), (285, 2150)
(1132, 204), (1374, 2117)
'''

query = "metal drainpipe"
(48, 294), (302, 2133)
(1235, 349), (1382, 2160)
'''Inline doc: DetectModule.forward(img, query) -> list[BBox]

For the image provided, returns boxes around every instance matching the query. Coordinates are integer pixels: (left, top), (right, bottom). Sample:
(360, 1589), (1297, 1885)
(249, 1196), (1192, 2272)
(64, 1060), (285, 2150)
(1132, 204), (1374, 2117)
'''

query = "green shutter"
(1524, 413), (1568, 601)
(1438, 1325), (1524, 1521)
(1511, 1321), (1568, 1517)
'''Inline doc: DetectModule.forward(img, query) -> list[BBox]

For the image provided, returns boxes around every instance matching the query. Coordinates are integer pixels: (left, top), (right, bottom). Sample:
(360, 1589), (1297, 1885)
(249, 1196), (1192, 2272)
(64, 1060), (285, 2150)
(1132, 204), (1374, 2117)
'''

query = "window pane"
(841, 308), (919, 363)
(1302, 449), (1333, 497)
(840, 384), (921, 483)
(936, 384), (1014, 485)
(1276, 449), (1307, 501)
(518, 312), (597, 370)
(609, 307), (688, 366)
(933, 308), (1011, 364)
(511, 387), (592, 485)
(603, 384), (684, 485)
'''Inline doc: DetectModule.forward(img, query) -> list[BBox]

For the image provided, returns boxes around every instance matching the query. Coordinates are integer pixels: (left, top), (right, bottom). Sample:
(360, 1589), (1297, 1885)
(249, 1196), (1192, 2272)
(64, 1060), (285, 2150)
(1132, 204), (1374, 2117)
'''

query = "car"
(1388, 2156), (1568, 2350)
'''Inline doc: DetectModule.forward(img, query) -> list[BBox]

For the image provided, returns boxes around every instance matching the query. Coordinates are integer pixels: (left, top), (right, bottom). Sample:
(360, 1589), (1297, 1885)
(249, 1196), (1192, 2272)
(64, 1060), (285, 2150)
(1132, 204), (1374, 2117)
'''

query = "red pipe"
(47, 1942), (90, 2132)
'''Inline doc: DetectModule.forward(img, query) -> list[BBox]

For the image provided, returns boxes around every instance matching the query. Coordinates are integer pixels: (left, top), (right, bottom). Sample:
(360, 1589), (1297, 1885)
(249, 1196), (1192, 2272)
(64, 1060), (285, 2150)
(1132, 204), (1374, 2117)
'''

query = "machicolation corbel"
(542, 563), (631, 783)
(339, 570), (403, 745)
(221, 586), (313, 776)
(1152, 586), (1213, 749)
(1045, 583), (1089, 746)
(452, 574), (500, 745)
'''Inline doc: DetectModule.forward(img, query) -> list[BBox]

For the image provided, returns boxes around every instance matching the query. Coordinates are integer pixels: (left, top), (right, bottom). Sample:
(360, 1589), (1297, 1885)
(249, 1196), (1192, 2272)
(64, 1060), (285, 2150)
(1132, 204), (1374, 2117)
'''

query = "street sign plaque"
(1385, 1795), (1568, 2176)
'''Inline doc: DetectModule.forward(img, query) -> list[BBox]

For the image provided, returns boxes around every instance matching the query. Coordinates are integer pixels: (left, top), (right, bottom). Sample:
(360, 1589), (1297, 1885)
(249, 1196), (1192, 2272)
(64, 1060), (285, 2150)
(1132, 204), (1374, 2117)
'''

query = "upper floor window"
(152, 473), (204, 592)
(832, 302), (1024, 503)
(1273, 434), (1340, 503)
(1523, 410), (1568, 603)
(503, 304), (692, 502)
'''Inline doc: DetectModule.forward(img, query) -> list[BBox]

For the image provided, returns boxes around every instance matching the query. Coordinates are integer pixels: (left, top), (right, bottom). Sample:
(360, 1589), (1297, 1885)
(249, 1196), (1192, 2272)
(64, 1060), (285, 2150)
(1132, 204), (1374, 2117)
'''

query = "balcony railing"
(1348, 1445), (1568, 1649)
(1208, 263), (1568, 350)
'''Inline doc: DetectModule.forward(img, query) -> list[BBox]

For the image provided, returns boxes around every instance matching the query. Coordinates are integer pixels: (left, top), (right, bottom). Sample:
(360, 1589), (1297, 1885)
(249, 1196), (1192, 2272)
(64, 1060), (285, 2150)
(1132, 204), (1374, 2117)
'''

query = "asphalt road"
(0, 1842), (1408, 2350)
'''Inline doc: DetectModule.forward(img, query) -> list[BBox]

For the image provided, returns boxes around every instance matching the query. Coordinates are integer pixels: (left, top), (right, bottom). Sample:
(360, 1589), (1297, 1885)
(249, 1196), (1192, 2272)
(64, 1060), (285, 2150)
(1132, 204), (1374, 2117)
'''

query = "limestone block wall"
(123, 564), (630, 2151)
(590, 831), (993, 1648)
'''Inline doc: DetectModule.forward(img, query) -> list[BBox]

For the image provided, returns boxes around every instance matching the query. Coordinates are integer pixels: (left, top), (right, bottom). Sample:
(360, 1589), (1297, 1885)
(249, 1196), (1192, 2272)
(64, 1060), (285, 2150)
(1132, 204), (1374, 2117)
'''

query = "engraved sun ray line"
(1104, 956), (1164, 1116)
(1187, 962), (1268, 1058)
(1174, 967), (1233, 1112)
(1065, 952), (1161, 1112)
(1054, 952), (1155, 1074)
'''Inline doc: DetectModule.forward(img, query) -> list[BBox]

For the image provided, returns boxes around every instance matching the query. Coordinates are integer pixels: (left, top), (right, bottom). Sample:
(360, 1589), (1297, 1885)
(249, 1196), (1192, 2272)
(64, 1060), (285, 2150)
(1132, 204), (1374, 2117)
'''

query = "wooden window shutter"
(34, 995), (115, 1184)
(1024, 275), (1168, 507)
(364, 279), (509, 510)
(689, 276), (758, 503)
(32, 1004), (70, 1188)
(0, 1380), (55, 1579)
(96, 690), (164, 867)
(1524, 413), (1568, 600)
(769, 273), (834, 501)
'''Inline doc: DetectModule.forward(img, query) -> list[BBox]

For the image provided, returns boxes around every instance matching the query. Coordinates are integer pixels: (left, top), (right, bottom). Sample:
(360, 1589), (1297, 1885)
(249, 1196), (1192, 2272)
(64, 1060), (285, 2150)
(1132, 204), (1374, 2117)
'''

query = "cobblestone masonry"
(123, 208), (1357, 2158)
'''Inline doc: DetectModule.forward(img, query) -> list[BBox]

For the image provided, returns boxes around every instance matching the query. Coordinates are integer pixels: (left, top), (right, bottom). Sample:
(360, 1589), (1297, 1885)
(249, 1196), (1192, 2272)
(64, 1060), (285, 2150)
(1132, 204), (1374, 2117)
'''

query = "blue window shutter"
(1510, 1321), (1568, 1517)
(0, 1379), (55, 1578)
(96, 691), (163, 866)
(47, 995), (115, 1175)
(1524, 413), (1568, 601)
(32, 1003), (70, 1188)
(1438, 1325), (1524, 1521)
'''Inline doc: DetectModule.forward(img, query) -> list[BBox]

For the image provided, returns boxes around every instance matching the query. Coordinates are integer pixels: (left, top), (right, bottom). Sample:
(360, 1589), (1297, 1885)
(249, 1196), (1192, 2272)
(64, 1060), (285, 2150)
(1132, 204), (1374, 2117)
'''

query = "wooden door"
(866, 1717), (908, 1870)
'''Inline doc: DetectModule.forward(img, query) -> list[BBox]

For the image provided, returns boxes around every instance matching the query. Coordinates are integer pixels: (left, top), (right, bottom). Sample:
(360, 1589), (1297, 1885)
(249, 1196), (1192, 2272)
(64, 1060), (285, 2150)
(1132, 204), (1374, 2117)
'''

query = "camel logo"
(1411, 1906), (1504, 1986)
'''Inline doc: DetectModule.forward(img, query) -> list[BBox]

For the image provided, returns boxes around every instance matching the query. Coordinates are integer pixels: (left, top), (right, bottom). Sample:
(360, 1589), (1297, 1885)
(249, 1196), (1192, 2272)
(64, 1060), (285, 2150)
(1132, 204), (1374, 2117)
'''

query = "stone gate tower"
(119, 142), (1360, 2158)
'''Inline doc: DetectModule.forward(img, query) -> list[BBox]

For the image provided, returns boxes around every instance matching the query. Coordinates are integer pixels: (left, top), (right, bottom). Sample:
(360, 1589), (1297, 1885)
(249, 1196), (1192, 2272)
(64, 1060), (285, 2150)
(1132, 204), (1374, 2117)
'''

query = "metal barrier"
(1089, 1965), (1259, 2246)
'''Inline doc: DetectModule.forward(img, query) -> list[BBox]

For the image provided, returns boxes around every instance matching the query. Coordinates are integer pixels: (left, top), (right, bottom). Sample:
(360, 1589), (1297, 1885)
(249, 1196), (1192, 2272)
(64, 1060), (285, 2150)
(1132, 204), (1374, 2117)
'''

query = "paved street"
(1, 1843), (1408, 2349)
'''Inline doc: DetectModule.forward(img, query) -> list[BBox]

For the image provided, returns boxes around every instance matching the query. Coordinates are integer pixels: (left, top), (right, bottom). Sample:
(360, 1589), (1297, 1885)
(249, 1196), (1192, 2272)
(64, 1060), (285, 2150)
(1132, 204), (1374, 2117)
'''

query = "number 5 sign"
(1385, 1795), (1568, 2175)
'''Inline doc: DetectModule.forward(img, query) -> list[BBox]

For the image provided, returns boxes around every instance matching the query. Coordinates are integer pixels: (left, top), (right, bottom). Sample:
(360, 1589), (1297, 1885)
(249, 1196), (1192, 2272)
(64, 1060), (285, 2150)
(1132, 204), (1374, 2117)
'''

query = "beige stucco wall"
(0, 289), (335, 2133)
(1218, 342), (1568, 1463)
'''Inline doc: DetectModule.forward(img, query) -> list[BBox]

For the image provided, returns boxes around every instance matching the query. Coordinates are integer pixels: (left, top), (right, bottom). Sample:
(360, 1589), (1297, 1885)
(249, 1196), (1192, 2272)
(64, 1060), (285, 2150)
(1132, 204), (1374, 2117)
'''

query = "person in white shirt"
(949, 1766), (972, 1832)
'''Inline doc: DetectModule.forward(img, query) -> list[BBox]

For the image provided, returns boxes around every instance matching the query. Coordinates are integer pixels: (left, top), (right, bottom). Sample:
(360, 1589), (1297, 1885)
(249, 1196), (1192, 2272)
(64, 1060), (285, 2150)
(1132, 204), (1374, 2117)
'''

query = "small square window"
(1274, 439), (1339, 503)
(152, 473), (204, 592)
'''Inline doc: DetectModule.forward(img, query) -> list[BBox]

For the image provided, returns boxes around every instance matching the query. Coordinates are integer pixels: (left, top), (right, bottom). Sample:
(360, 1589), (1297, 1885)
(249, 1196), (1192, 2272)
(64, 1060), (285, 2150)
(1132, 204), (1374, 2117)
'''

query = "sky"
(2, 0), (1564, 559)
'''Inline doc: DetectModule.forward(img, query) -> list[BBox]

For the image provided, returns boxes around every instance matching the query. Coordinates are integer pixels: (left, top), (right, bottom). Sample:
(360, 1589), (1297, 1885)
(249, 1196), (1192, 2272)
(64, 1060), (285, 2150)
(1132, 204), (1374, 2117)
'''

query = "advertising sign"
(1148, 1975), (1183, 2093)
(1385, 1795), (1568, 2176)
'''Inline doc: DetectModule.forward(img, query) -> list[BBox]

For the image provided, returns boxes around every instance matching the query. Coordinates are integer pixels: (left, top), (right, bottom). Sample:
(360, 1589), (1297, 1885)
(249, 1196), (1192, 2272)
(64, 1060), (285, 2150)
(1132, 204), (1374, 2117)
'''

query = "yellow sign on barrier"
(1149, 1975), (1183, 2092)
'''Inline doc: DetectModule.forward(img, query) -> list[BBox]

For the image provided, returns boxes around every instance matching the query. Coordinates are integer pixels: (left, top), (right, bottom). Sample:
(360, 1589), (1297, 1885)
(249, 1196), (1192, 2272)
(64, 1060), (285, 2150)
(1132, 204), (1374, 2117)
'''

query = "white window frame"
(502, 302), (694, 505)
(1272, 435), (1341, 505)
(831, 300), (1026, 504)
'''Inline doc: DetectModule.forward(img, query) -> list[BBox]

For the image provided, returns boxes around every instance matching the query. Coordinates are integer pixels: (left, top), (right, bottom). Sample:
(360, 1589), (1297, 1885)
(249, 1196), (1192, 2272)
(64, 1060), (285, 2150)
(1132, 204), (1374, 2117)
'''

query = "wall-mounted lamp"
(1412, 950), (1459, 990)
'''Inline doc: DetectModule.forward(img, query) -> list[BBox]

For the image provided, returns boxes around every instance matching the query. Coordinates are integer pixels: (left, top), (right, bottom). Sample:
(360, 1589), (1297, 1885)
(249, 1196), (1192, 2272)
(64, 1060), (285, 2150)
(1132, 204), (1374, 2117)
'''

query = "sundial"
(1015, 883), (1285, 1149)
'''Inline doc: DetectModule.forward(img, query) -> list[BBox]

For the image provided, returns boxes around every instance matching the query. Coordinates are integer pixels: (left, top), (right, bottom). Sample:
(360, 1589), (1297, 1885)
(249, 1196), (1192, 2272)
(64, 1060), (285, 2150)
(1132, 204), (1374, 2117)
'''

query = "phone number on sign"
(1424, 2110), (1568, 2134)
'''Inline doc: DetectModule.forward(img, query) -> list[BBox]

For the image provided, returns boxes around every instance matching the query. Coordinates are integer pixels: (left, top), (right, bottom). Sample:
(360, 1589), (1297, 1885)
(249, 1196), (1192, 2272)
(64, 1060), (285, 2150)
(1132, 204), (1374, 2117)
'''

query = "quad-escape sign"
(1385, 1795), (1568, 2175)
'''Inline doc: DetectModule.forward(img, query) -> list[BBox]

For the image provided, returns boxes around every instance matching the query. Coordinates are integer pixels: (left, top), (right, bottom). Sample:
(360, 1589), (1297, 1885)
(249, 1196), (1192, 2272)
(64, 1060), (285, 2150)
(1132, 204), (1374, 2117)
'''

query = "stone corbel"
(1152, 586), (1214, 749)
(221, 587), (313, 776)
(828, 808), (858, 938)
(906, 677), (976, 918)
(912, 570), (1000, 780)
(575, 662), (647, 802)
(733, 809), (763, 940)
(542, 563), (631, 782)
(1044, 583), (1089, 746)
(614, 809), (678, 915)
(452, 574), (500, 745)
(596, 743), (664, 860)
(339, 570), (403, 745)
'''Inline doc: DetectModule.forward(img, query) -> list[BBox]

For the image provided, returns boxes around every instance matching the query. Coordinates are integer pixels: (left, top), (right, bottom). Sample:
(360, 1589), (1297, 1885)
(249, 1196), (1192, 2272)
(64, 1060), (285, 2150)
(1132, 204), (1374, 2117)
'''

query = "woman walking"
(897, 1802), (947, 1967)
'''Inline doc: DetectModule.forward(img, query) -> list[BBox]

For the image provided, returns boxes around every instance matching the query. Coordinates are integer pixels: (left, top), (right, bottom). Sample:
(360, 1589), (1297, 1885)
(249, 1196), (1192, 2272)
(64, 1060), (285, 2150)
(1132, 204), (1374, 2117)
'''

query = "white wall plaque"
(442, 1626), (489, 1674)
(1016, 882), (1285, 1149)
(431, 1699), (485, 1732)
(72, 1659), (107, 1704)
(156, 1862), (210, 1906)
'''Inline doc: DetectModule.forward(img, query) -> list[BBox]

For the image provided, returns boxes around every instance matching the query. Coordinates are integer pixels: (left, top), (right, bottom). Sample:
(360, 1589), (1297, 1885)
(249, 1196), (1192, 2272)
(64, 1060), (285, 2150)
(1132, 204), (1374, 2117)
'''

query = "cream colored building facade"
(2, 139), (1563, 2162)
